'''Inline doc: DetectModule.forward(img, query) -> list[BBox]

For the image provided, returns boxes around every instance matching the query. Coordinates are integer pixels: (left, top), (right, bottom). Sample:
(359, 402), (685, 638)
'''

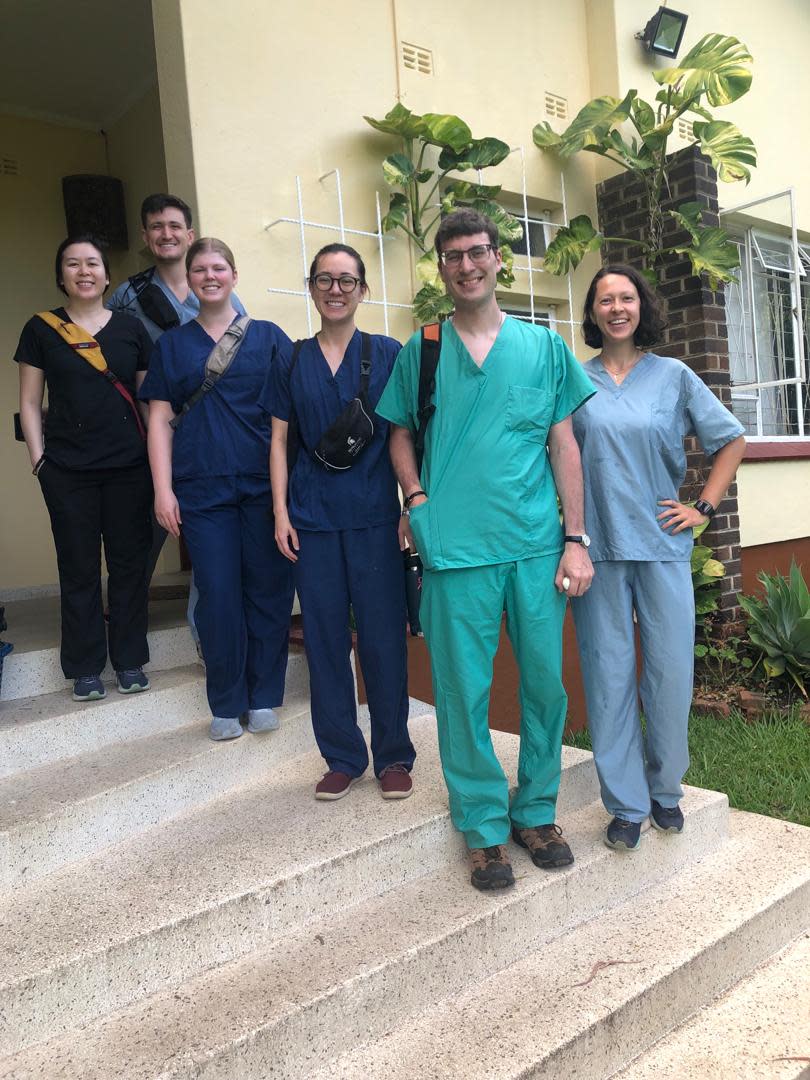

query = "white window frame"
(500, 303), (557, 332)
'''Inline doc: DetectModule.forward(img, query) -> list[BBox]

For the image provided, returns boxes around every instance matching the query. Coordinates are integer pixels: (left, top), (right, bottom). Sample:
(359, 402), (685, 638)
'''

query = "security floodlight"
(637, 7), (688, 59)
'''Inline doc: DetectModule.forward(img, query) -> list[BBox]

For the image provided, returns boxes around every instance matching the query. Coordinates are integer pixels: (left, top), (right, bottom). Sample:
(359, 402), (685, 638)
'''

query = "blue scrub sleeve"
(263, 343), (294, 422)
(551, 335), (597, 425)
(685, 368), (745, 456)
(137, 339), (172, 403)
(375, 335), (420, 432)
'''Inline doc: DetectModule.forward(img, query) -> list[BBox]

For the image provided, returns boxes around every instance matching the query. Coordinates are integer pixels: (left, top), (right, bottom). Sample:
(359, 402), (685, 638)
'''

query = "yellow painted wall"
(738, 460), (810, 547)
(0, 94), (172, 591)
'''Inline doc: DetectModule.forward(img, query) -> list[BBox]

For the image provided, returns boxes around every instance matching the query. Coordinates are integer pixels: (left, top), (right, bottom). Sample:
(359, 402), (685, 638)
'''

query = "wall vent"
(678, 118), (694, 141)
(401, 42), (433, 75)
(544, 92), (568, 121)
(1, 156), (19, 176)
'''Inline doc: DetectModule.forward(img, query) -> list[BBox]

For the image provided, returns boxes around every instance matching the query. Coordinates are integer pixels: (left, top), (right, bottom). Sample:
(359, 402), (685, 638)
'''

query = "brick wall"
(596, 145), (742, 616)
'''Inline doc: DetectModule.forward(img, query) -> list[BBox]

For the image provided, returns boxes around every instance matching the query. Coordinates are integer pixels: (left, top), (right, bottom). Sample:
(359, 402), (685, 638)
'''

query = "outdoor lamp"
(636, 6), (688, 58)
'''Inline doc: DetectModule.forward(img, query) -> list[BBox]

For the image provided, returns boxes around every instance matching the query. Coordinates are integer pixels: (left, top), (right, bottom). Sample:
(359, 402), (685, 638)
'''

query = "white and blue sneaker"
(73, 676), (106, 701)
(116, 668), (150, 694)
(650, 800), (684, 833)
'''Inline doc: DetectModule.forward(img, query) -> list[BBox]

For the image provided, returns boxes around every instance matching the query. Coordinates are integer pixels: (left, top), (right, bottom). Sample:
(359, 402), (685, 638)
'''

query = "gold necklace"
(603, 351), (642, 384)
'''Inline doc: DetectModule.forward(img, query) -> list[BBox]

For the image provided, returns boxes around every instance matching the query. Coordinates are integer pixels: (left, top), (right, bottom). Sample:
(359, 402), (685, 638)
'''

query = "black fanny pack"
(290, 333), (374, 472)
(129, 268), (180, 331)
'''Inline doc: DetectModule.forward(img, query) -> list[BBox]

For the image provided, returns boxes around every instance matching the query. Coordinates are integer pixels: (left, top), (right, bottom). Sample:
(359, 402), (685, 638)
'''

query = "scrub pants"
(38, 460), (152, 678)
(294, 523), (415, 779)
(176, 474), (294, 718)
(420, 552), (567, 850)
(571, 560), (694, 823)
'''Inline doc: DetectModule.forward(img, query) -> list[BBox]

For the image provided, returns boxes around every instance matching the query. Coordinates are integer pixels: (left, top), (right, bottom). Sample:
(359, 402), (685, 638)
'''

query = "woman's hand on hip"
(275, 512), (300, 563)
(155, 490), (182, 538)
(657, 499), (707, 534)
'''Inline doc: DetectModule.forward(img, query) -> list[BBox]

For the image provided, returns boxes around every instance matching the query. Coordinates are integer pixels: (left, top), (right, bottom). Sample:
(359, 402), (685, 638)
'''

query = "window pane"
(510, 219), (548, 258)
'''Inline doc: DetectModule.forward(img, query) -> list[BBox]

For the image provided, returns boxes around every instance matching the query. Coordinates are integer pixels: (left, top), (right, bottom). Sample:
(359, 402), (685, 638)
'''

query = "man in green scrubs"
(377, 210), (595, 890)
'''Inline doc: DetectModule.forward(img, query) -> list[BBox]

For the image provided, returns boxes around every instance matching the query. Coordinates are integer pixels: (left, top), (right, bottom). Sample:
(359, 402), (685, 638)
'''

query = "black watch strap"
(694, 499), (716, 518)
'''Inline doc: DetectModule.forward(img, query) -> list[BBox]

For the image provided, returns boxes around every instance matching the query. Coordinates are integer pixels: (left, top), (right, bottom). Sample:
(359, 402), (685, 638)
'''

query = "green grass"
(564, 708), (810, 828)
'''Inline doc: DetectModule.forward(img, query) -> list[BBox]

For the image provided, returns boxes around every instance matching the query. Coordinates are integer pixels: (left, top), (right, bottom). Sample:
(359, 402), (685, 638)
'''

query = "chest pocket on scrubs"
(505, 385), (552, 440)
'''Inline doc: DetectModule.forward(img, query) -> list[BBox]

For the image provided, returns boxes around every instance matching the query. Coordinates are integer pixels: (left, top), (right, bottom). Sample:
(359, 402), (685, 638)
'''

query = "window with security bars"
(500, 305), (556, 331)
(726, 228), (810, 438)
(508, 212), (551, 259)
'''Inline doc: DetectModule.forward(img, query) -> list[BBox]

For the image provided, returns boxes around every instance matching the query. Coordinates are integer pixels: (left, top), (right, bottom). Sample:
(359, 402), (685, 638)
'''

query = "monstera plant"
(532, 33), (757, 288)
(364, 104), (522, 321)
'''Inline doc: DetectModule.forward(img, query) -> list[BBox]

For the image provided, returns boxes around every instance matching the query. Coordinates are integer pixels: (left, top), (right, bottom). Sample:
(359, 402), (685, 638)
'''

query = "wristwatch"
(694, 499), (716, 519)
(564, 534), (591, 547)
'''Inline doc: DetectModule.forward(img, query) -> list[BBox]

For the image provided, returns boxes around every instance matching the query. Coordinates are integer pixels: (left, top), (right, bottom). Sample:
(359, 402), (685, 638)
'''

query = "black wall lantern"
(637, 6), (689, 59)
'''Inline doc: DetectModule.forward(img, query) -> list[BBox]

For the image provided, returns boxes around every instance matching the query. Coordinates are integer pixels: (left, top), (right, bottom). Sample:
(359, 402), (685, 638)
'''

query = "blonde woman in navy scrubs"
(265, 243), (415, 802)
(571, 265), (745, 851)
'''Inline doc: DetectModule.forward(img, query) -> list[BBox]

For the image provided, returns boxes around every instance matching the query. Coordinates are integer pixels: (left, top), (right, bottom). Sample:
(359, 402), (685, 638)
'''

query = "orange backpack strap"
(36, 311), (146, 441)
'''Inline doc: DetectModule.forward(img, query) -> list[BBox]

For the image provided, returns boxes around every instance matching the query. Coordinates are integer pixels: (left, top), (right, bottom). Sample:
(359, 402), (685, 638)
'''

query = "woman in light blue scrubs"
(266, 244), (415, 802)
(571, 265), (745, 851)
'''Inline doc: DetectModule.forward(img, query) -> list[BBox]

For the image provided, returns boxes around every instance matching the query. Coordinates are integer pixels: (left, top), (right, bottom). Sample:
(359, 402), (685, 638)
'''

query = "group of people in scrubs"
(15, 197), (744, 886)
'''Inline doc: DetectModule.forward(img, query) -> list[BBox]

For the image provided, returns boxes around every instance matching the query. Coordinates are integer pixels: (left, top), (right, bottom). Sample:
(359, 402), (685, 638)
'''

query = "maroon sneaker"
(378, 764), (413, 800)
(315, 771), (358, 801)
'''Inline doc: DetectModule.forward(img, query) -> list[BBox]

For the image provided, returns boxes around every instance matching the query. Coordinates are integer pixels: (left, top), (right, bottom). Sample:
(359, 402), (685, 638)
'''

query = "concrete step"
(311, 811), (810, 1080)
(0, 690), (316, 889)
(0, 785), (729, 1075)
(0, 652), (309, 779)
(0, 621), (199, 702)
(0, 718), (598, 1058)
(614, 930), (810, 1080)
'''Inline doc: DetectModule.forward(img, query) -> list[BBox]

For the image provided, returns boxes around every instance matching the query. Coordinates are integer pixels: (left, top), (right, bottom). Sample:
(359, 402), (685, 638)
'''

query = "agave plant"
(364, 104), (522, 321)
(739, 560), (810, 696)
(532, 33), (757, 288)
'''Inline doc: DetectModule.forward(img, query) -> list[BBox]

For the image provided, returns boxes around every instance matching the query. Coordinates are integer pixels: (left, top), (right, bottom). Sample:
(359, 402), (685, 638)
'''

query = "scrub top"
(107, 269), (247, 343)
(261, 330), (402, 532)
(571, 352), (745, 562)
(377, 317), (596, 571)
(13, 308), (151, 471)
(139, 317), (291, 480)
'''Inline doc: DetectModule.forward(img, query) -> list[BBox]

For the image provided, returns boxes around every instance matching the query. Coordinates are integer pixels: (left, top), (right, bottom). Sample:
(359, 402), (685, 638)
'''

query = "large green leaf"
(381, 192), (410, 233)
(382, 153), (432, 188)
(413, 282), (454, 323)
(693, 120), (756, 183)
(542, 215), (603, 275)
(668, 201), (703, 242)
(415, 250), (441, 287)
(497, 244), (516, 289)
(464, 200), (523, 244)
(531, 121), (563, 150)
(672, 225), (740, 289)
(653, 34), (753, 107)
(438, 137), (511, 172)
(654, 90), (714, 121)
(364, 103), (426, 139)
(539, 91), (637, 158)
(443, 179), (503, 200)
(421, 113), (472, 151)
(596, 130), (655, 171)
(631, 97), (656, 136)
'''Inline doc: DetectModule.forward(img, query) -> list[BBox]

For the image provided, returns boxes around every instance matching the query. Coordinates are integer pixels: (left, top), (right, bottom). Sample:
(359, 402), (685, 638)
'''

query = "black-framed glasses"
(312, 273), (362, 293)
(439, 243), (496, 267)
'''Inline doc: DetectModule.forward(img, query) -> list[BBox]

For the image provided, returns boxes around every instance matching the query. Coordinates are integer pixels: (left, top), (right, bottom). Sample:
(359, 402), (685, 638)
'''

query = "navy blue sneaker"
(73, 676), (106, 701)
(116, 668), (150, 694)
(604, 817), (641, 851)
(650, 800), (684, 833)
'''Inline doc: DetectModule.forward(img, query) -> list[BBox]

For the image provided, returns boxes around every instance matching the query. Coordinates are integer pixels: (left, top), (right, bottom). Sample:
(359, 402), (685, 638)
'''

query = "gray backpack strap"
(170, 316), (252, 429)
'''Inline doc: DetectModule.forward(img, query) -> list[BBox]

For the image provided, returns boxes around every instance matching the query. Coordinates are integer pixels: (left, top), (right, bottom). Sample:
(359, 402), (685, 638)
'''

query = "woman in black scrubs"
(15, 235), (154, 700)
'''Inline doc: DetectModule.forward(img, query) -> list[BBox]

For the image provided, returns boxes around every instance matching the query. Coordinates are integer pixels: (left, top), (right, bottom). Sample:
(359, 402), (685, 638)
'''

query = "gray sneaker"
(247, 707), (279, 734)
(209, 716), (243, 741)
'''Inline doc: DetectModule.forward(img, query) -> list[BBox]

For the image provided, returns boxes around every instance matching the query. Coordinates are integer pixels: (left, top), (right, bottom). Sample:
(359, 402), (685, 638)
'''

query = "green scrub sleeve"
(551, 335), (597, 426)
(376, 335), (420, 433)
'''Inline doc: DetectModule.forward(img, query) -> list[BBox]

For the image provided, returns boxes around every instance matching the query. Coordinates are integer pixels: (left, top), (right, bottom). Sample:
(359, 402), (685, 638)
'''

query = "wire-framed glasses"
(439, 243), (495, 267)
(311, 273), (362, 293)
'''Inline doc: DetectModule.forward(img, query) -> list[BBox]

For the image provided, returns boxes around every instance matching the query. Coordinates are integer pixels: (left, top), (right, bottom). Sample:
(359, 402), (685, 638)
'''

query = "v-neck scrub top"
(376, 318), (596, 571)
(571, 353), (745, 562)
(139, 318), (291, 480)
(261, 331), (402, 532)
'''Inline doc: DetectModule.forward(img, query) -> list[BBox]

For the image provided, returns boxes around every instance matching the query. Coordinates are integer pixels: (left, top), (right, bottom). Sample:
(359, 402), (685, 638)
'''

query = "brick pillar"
(595, 145), (742, 617)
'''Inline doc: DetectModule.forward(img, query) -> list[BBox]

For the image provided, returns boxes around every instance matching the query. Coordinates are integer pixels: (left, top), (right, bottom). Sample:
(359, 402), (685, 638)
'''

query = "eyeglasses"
(311, 273), (362, 293)
(439, 244), (496, 267)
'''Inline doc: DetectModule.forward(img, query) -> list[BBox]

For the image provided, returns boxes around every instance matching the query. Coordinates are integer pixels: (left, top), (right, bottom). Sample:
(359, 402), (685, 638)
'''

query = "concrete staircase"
(0, 611), (808, 1078)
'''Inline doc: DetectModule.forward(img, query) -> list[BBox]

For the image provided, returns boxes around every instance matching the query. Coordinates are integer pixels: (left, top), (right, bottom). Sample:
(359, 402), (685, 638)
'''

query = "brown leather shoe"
(469, 845), (515, 891)
(512, 824), (574, 869)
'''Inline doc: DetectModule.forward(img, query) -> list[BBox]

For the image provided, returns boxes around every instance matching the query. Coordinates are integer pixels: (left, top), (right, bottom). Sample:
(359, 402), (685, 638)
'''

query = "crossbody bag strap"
(36, 311), (146, 441)
(170, 315), (252, 430)
(415, 322), (441, 472)
(358, 332), (372, 394)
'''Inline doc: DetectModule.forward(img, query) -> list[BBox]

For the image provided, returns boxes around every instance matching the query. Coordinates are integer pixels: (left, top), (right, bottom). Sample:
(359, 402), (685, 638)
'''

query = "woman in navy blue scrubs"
(140, 237), (295, 740)
(265, 244), (415, 801)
